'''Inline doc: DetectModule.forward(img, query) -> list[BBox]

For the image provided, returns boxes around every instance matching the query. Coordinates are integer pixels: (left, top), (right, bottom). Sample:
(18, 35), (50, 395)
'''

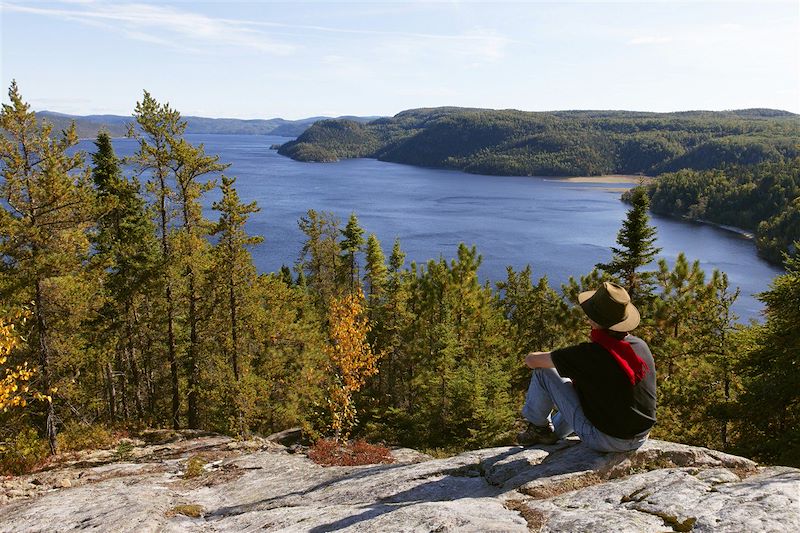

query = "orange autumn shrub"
(308, 438), (394, 467)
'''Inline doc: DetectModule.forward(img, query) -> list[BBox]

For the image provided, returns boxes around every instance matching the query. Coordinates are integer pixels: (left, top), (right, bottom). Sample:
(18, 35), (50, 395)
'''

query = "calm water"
(78, 134), (783, 322)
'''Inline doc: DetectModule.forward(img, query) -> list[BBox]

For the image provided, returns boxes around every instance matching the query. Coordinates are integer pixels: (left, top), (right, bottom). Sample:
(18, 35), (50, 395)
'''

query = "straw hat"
(578, 282), (640, 332)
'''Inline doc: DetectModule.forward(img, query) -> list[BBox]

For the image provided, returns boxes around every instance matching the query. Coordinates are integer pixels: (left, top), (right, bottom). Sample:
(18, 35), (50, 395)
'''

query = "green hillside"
(278, 107), (800, 177)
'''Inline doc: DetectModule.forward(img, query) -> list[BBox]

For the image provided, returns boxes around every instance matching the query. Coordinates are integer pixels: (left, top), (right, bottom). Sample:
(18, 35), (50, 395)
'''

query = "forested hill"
(36, 111), (378, 139)
(277, 107), (800, 177)
(637, 158), (800, 264)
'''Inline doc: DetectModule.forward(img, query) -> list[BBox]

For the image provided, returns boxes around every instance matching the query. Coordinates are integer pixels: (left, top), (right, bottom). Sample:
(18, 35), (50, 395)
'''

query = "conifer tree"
(280, 265), (294, 286)
(211, 176), (262, 384)
(204, 176), (263, 433)
(389, 238), (406, 275)
(646, 255), (743, 450)
(90, 130), (158, 422)
(498, 267), (574, 389)
(699, 271), (740, 450)
(0, 81), (97, 453)
(363, 233), (387, 304)
(340, 212), (365, 295)
(171, 138), (226, 428)
(598, 185), (661, 303)
(298, 210), (341, 304)
(130, 91), (184, 429)
(394, 244), (515, 448)
(369, 237), (412, 414)
(736, 248), (800, 465)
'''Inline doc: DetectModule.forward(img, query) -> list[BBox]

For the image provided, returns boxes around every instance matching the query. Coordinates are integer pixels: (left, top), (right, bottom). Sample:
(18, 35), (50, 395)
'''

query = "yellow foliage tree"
(324, 289), (381, 440)
(0, 309), (46, 412)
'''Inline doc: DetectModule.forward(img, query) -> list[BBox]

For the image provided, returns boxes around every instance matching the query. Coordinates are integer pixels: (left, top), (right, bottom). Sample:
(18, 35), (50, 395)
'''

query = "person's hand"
(525, 351), (553, 369)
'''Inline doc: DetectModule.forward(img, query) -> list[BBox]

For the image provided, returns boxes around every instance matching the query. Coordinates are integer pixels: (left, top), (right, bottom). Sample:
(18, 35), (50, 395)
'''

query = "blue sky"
(1, 0), (798, 119)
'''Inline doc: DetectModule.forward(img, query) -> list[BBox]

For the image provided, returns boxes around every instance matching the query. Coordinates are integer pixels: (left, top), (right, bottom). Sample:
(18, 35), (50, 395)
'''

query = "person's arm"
(525, 351), (554, 369)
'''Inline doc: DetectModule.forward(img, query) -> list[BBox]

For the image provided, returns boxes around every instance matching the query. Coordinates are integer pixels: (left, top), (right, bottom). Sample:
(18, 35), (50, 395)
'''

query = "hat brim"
(578, 290), (640, 332)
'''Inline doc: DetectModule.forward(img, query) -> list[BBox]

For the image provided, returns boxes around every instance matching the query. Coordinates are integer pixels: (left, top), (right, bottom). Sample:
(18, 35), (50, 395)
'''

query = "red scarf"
(590, 329), (649, 386)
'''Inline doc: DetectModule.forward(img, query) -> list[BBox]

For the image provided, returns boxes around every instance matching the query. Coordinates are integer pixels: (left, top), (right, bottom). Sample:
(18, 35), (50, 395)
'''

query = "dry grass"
(504, 499), (547, 531)
(308, 439), (394, 467)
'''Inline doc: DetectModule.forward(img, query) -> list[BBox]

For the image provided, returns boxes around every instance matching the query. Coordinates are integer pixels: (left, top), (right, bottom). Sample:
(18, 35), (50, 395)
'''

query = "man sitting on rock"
(517, 282), (656, 452)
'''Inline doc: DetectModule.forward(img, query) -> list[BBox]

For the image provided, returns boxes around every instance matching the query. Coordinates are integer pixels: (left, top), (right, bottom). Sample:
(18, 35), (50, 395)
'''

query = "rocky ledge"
(1, 432), (797, 532)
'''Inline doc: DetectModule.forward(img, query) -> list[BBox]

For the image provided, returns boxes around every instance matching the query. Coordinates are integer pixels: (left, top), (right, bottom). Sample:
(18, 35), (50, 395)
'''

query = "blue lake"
(79, 134), (784, 323)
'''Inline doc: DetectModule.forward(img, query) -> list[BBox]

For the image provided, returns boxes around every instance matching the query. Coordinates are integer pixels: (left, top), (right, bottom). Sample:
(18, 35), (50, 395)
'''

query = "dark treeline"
(634, 159), (800, 264)
(2, 84), (798, 474)
(278, 107), (799, 177)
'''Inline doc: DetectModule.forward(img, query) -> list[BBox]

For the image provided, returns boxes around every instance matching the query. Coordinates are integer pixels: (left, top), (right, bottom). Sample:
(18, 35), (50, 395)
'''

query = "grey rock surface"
(0, 433), (797, 532)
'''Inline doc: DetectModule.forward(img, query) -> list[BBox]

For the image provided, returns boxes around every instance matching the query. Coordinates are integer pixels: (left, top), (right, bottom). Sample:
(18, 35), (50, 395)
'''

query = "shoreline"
(693, 218), (755, 240)
(554, 174), (653, 184)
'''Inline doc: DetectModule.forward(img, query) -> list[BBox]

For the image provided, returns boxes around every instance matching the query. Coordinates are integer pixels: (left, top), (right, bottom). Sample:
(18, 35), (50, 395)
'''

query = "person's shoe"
(516, 422), (559, 446)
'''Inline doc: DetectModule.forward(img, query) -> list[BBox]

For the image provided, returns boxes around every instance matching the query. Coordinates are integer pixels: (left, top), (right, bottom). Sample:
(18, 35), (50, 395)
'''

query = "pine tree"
(699, 271), (740, 451)
(498, 267), (574, 389)
(598, 185), (661, 303)
(0, 81), (97, 453)
(90, 130), (159, 422)
(280, 265), (294, 286)
(389, 238), (406, 275)
(340, 212), (365, 295)
(367, 237), (412, 416)
(130, 91), (184, 429)
(363, 233), (387, 304)
(298, 209), (341, 304)
(171, 137), (226, 428)
(736, 249), (800, 465)
(211, 176), (263, 383)
(391, 244), (515, 448)
(204, 175), (263, 433)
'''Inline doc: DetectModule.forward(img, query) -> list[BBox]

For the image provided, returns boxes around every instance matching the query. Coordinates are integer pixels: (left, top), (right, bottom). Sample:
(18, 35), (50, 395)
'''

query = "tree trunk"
(186, 270), (199, 429)
(105, 361), (117, 422)
(126, 303), (144, 420)
(117, 350), (129, 421)
(157, 172), (180, 430)
(35, 280), (58, 455)
(229, 267), (240, 383)
(166, 282), (180, 429)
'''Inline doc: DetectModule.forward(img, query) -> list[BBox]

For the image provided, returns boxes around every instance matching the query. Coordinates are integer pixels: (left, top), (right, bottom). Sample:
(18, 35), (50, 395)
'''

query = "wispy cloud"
(3, 1), (296, 55)
(4, 0), (524, 58)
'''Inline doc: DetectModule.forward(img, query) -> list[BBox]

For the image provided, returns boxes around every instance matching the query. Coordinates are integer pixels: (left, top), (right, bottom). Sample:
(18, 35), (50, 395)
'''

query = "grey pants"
(522, 367), (649, 452)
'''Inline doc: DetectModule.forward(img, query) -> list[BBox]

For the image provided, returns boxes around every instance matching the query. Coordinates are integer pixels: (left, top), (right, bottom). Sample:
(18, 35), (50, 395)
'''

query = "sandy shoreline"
(556, 174), (653, 184)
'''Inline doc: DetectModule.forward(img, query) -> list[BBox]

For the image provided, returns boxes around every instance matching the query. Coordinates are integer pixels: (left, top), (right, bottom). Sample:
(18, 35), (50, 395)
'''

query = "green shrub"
(0, 427), (48, 475)
(114, 440), (134, 460)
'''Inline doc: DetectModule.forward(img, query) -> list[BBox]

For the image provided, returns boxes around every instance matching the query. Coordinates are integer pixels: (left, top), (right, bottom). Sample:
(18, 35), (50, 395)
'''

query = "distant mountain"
(277, 107), (800, 177)
(35, 111), (380, 139)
